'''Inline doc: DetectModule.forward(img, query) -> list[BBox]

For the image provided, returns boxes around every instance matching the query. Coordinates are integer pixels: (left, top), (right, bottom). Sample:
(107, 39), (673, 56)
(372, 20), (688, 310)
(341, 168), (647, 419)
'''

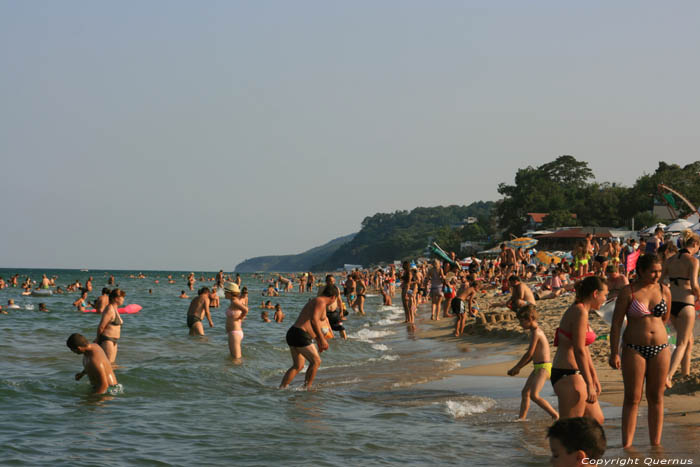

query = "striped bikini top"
(626, 283), (667, 319)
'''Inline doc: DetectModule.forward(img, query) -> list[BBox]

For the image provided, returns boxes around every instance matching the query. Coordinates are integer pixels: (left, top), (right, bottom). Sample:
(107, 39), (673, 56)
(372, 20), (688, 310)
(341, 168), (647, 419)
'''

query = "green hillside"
(312, 202), (495, 270)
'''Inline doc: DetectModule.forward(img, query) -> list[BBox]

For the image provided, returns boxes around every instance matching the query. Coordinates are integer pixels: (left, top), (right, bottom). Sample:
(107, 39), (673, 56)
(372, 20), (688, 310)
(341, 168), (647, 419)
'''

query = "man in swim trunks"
(499, 243), (517, 276)
(491, 275), (536, 310)
(605, 265), (629, 300)
(279, 284), (340, 389)
(187, 287), (213, 336)
(66, 333), (118, 394)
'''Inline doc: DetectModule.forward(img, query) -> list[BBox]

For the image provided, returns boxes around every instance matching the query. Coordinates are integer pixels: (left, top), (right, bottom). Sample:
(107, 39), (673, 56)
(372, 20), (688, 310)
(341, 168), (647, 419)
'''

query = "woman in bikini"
(224, 282), (248, 361)
(354, 272), (367, 316)
(426, 259), (445, 320)
(95, 288), (125, 363)
(400, 262), (411, 323)
(609, 254), (671, 447)
(662, 230), (700, 388)
(551, 276), (606, 425)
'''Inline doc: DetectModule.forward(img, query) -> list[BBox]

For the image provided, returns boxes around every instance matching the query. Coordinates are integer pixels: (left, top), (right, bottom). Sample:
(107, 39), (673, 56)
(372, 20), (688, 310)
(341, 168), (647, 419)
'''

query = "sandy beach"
(415, 289), (700, 427)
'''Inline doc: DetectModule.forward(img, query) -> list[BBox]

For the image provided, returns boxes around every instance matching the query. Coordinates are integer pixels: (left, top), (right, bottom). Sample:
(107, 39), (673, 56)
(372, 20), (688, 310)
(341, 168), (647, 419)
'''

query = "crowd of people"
(2, 227), (699, 464)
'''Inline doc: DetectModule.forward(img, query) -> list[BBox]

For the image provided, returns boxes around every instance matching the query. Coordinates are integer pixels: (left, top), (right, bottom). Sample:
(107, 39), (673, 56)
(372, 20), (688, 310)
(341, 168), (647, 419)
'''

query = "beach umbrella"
(665, 218), (694, 232)
(536, 251), (561, 265)
(507, 237), (538, 249)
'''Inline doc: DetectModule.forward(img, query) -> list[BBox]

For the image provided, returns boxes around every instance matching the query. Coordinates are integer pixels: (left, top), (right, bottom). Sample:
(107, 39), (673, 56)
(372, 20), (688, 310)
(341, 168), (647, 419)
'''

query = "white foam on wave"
(369, 354), (399, 362)
(349, 328), (395, 342)
(376, 318), (401, 326)
(371, 343), (389, 351)
(381, 305), (403, 312)
(444, 398), (495, 418)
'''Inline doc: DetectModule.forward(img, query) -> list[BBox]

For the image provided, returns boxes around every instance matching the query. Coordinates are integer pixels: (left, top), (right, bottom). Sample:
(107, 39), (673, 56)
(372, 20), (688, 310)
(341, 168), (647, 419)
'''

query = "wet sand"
(411, 290), (700, 460)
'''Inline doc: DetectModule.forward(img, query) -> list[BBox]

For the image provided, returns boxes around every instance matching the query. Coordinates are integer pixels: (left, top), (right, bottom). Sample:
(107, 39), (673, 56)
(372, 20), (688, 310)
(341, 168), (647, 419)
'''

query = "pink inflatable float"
(83, 304), (142, 314)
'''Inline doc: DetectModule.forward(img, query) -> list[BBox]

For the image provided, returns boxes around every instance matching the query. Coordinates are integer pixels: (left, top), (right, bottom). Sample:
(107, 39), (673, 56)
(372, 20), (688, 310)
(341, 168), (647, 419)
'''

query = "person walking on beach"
(67, 333), (119, 394)
(662, 230), (700, 388)
(426, 259), (445, 320)
(609, 254), (671, 447)
(187, 287), (213, 336)
(279, 284), (340, 390)
(95, 288), (125, 363)
(452, 277), (478, 337)
(551, 276), (606, 425)
(499, 243), (516, 276)
(508, 305), (559, 421)
(224, 282), (248, 360)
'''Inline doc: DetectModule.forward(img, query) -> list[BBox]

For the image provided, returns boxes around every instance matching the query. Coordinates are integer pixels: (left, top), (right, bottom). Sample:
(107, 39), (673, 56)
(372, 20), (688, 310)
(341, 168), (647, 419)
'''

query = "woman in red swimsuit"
(551, 276), (607, 425)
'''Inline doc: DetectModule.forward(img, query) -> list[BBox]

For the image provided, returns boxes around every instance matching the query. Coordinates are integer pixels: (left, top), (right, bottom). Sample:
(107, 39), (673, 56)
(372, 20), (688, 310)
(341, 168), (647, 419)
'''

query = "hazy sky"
(2, 1), (699, 270)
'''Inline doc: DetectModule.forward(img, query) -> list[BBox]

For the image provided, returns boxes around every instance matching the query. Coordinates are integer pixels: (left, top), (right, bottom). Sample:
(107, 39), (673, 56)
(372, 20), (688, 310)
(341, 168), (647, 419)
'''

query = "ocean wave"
(371, 344), (389, 351)
(369, 354), (399, 362)
(349, 329), (395, 342)
(376, 318), (402, 326)
(445, 398), (495, 418)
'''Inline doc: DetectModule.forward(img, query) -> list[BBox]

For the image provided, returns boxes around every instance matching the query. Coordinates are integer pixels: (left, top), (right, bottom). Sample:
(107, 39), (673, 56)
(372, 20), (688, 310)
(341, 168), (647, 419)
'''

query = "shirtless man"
(187, 273), (195, 291)
(40, 274), (51, 289)
(85, 276), (93, 292)
(604, 265), (629, 300)
(279, 284), (340, 389)
(93, 288), (111, 314)
(187, 287), (213, 336)
(307, 272), (315, 292)
(492, 275), (536, 310)
(274, 304), (285, 322)
(344, 273), (356, 309)
(594, 240), (614, 276)
(216, 270), (224, 289)
(499, 243), (517, 276)
(66, 333), (118, 394)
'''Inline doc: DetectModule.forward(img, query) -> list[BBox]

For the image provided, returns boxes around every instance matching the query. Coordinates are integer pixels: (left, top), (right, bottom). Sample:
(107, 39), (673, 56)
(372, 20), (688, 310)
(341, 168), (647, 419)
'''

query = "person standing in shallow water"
(95, 288), (125, 363)
(67, 333), (118, 394)
(280, 284), (340, 390)
(224, 282), (248, 360)
(610, 254), (671, 448)
(187, 287), (213, 336)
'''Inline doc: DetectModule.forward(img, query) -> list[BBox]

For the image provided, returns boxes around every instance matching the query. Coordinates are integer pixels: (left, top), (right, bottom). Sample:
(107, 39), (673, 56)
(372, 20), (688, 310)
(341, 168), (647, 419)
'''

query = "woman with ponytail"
(551, 276), (608, 424)
(662, 229), (700, 388)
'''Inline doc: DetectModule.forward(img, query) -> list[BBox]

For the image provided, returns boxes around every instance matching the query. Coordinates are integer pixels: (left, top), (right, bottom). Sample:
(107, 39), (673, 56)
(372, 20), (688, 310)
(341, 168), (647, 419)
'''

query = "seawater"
(1, 269), (697, 466)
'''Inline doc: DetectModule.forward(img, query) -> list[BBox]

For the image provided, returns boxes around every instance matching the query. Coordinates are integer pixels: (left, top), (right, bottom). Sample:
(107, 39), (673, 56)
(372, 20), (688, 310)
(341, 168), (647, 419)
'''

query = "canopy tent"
(665, 218), (694, 232)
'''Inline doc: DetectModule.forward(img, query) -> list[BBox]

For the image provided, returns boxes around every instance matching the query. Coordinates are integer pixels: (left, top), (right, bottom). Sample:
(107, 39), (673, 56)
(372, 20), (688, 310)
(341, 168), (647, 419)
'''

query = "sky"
(1, 1), (699, 270)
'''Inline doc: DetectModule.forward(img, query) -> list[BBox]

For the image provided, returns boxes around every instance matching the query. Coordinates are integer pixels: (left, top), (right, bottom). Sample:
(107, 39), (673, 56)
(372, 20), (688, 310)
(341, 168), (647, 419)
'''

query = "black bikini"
(669, 249), (693, 317)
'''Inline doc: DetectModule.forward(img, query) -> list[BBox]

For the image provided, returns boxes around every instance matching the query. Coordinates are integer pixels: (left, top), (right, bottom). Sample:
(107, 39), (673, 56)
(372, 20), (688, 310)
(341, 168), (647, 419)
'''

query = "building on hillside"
(526, 212), (577, 230)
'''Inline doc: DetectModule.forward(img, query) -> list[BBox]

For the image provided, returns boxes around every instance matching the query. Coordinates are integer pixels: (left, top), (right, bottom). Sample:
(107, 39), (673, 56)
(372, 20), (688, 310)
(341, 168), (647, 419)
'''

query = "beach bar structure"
(534, 227), (612, 251)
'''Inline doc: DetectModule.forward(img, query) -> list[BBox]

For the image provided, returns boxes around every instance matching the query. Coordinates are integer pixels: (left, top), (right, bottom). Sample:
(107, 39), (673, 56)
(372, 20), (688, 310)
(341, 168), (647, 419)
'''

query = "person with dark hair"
(491, 275), (536, 310)
(663, 230), (700, 388)
(547, 417), (606, 466)
(186, 286), (213, 336)
(94, 288), (111, 314)
(95, 288), (126, 363)
(67, 333), (119, 394)
(280, 285), (340, 390)
(73, 289), (90, 311)
(609, 253), (670, 447)
(551, 276), (607, 424)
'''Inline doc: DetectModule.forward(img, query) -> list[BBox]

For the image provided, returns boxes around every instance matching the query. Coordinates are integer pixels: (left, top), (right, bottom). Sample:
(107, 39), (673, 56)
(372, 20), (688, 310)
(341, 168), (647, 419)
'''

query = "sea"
(1, 268), (699, 466)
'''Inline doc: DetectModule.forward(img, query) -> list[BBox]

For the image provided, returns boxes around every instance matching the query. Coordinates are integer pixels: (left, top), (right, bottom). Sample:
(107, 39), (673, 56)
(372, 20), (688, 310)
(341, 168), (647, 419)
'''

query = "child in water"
(547, 417), (606, 466)
(261, 310), (271, 322)
(508, 305), (559, 421)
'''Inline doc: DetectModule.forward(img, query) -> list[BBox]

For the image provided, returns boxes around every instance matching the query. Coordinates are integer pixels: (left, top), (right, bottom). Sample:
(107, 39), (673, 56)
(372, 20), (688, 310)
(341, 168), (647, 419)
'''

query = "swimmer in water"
(274, 304), (285, 323)
(179, 290), (189, 299)
(66, 333), (118, 394)
(261, 310), (271, 322)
